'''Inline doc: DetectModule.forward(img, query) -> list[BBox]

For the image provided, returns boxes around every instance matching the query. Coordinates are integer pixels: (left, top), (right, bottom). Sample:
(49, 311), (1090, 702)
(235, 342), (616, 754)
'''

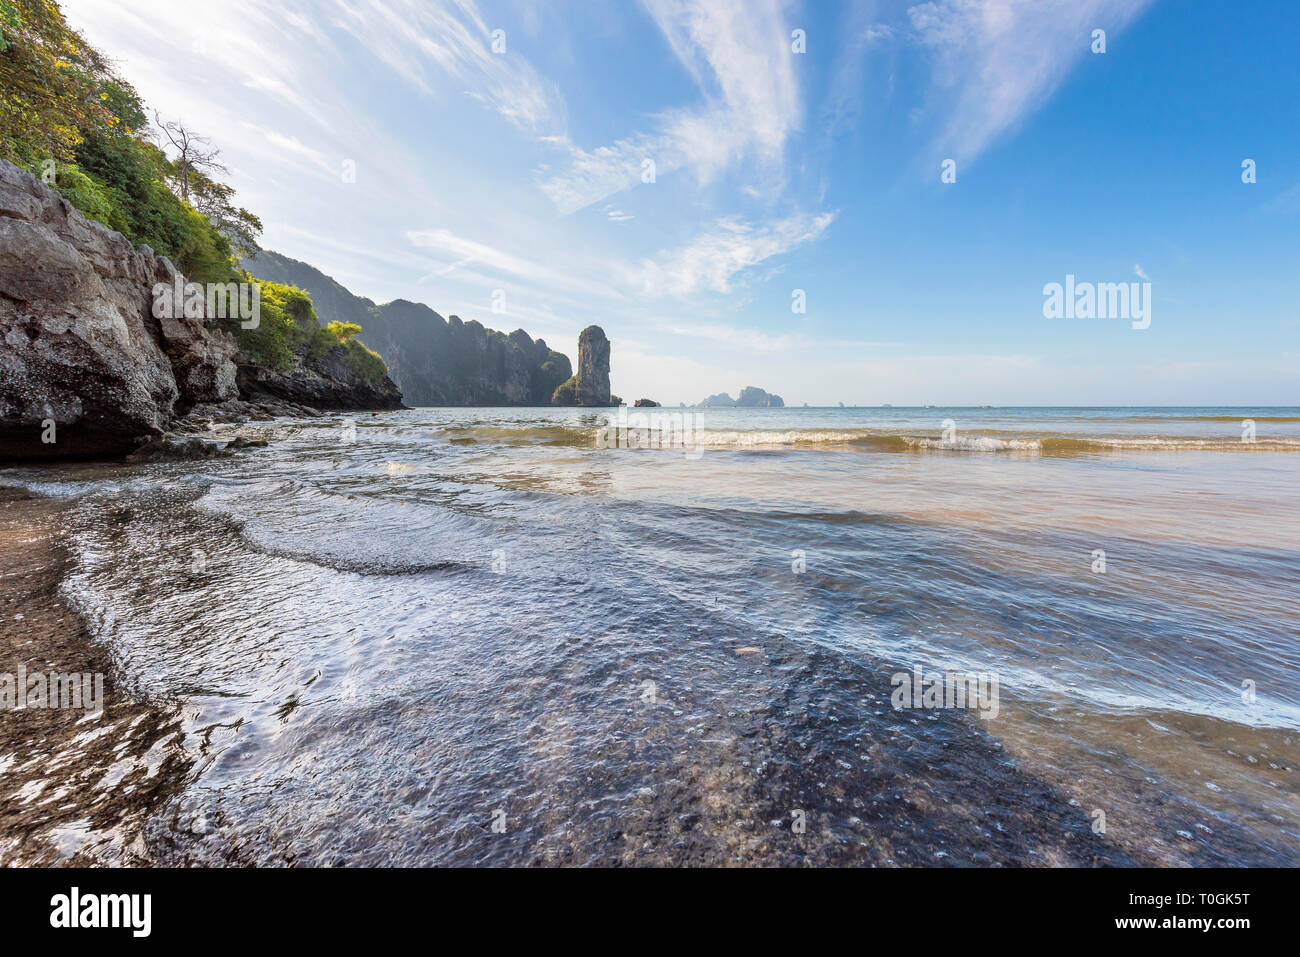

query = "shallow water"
(2, 406), (1297, 865)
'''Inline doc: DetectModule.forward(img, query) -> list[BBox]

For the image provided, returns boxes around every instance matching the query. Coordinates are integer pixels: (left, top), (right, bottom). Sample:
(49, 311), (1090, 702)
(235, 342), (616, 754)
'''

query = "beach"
(1, 407), (1296, 865)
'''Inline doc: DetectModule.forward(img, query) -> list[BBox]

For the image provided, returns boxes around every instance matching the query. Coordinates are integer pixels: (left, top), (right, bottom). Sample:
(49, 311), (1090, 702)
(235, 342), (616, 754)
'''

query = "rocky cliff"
(244, 251), (572, 406)
(575, 325), (612, 406)
(0, 160), (238, 459)
(235, 337), (403, 412)
(0, 160), (402, 461)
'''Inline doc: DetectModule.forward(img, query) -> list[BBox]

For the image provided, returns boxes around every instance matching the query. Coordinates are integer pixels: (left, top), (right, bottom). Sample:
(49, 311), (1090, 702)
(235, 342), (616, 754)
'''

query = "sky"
(60, 0), (1299, 406)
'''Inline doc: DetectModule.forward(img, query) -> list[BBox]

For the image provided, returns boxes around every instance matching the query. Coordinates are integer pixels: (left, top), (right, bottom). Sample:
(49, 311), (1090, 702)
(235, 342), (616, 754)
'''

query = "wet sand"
(0, 487), (187, 866)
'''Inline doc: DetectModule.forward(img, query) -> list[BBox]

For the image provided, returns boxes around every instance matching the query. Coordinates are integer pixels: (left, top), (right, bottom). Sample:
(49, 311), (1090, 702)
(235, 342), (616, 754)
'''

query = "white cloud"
(538, 0), (802, 214)
(326, 0), (565, 134)
(907, 0), (1153, 164)
(1134, 264), (1150, 281)
(408, 229), (552, 283)
(629, 212), (835, 298)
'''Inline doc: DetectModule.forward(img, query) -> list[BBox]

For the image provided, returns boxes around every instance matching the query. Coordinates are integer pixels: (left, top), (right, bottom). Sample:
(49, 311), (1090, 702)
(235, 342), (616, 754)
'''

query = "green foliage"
(0, 0), (22, 53)
(0, 0), (117, 166)
(70, 131), (235, 284)
(223, 278), (300, 372)
(551, 375), (578, 406)
(1, 1), (258, 284)
(338, 338), (388, 384)
(225, 279), (389, 384)
(47, 161), (116, 226)
(183, 162), (262, 257)
(326, 321), (362, 344)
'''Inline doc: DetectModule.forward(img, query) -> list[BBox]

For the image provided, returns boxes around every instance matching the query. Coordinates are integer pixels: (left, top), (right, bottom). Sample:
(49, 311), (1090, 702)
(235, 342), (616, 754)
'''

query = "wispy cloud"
(408, 228), (552, 282)
(907, 0), (1154, 164)
(327, 0), (565, 134)
(628, 212), (835, 298)
(538, 0), (802, 214)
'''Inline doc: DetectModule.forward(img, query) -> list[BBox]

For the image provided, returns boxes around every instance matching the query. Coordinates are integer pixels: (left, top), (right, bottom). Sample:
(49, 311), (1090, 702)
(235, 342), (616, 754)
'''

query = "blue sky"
(62, 0), (1299, 405)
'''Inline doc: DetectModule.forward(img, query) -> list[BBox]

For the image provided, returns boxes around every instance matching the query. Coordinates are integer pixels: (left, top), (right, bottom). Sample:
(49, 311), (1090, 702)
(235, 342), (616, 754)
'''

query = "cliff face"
(244, 251), (572, 407)
(0, 160), (237, 459)
(575, 325), (612, 406)
(236, 342), (403, 411)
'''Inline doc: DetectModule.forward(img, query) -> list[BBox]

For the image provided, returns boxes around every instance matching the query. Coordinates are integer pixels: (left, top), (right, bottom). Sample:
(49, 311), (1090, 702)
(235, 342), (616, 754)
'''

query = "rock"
(695, 387), (784, 408)
(698, 392), (736, 408)
(736, 386), (784, 408)
(235, 343), (403, 412)
(226, 436), (269, 450)
(0, 160), (238, 460)
(179, 398), (324, 426)
(575, 325), (612, 407)
(633, 398), (660, 407)
(125, 434), (232, 463)
(244, 252), (570, 406)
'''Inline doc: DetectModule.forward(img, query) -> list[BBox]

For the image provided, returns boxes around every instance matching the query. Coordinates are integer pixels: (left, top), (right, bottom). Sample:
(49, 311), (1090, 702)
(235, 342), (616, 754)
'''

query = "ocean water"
(3, 406), (1298, 865)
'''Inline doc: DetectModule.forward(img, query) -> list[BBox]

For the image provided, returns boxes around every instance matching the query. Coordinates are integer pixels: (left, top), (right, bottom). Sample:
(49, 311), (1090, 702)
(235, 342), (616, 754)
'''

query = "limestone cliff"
(0, 160), (402, 461)
(0, 160), (237, 459)
(244, 251), (571, 406)
(575, 325), (612, 406)
(696, 387), (784, 408)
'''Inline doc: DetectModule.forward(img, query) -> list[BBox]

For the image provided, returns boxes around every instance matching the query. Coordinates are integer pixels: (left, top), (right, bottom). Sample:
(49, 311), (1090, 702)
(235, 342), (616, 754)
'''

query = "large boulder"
(0, 160), (238, 460)
(575, 325), (612, 407)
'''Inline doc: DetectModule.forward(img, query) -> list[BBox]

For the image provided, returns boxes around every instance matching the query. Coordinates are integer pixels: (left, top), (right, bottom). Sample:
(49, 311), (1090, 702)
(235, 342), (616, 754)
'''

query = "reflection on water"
(1, 407), (1297, 865)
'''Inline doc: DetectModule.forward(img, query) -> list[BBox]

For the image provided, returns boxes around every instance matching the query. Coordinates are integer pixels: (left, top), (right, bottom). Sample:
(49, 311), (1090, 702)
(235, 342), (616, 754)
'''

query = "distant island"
(696, 386), (784, 408)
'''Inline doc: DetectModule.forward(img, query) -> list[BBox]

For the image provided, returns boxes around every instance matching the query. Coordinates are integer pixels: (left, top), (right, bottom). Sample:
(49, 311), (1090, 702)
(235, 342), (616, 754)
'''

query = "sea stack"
(576, 325), (611, 406)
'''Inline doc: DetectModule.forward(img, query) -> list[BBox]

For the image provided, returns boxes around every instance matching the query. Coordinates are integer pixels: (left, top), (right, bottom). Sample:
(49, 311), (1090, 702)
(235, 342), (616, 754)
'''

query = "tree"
(152, 115), (261, 255)
(186, 166), (263, 256)
(152, 112), (227, 203)
(0, 0), (123, 164)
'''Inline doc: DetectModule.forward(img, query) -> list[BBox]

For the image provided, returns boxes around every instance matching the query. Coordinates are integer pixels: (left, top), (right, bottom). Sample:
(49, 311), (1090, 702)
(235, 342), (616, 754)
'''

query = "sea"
(2, 406), (1296, 865)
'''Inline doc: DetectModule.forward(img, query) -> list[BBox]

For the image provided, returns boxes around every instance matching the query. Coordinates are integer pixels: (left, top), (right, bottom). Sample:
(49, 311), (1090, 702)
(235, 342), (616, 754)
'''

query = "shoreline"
(1, 456), (1292, 865)
(0, 486), (187, 866)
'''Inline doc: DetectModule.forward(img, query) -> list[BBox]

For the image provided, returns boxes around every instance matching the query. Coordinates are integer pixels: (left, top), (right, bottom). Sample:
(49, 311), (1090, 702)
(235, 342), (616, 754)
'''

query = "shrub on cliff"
(551, 375), (578, 405)
(226, 280), (389, 384)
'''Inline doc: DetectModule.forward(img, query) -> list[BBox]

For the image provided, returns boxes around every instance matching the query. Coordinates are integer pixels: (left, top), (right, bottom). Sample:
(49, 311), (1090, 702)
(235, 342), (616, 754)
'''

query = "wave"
(194, 479), (492, 575)
(425, 421), (1300, 454)
(904, 435), (1043, 453)
(569, 426), (1300, 454)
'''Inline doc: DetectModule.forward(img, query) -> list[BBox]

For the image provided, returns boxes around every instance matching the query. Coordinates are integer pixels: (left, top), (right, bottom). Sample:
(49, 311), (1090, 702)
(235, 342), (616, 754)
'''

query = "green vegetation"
(326, 321), (363, 344)
(231, 281), (386, 383)
(0, 0), (389, 386)
(551, 375), (578, 405)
